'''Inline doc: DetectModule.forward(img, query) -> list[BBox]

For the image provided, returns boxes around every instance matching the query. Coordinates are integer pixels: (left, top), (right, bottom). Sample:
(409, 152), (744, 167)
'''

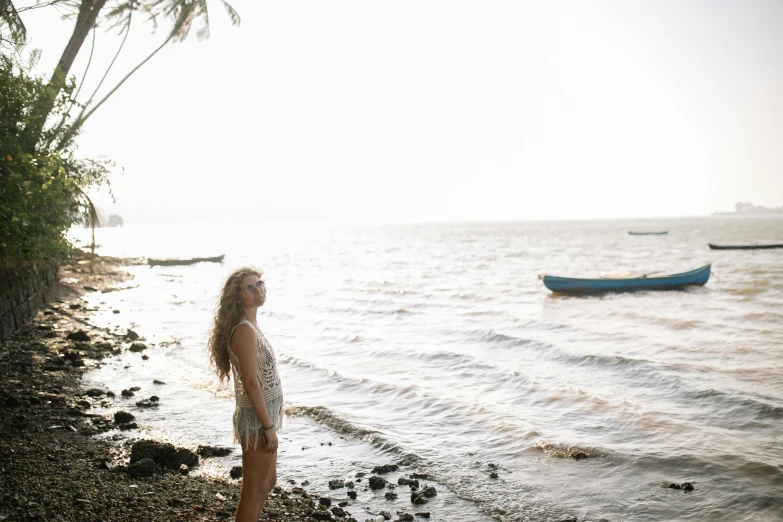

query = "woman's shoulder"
(230, 322), (257, 348)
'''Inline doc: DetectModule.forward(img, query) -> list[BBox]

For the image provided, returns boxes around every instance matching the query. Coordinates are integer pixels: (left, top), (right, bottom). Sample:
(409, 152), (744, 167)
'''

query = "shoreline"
(0, 254), (319, 521)
(0, 252), (457, 522)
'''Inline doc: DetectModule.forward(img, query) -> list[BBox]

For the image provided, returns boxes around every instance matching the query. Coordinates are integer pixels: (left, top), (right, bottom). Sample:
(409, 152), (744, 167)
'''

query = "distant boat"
(628, 231), (668, 235)
(541, 264), (711, 294)
(147, 254), (225, 267)
(708, 243), (783, 250)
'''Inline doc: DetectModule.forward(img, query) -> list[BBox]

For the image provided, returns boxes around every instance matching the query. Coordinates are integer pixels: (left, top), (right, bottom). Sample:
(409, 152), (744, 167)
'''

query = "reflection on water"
(76, 216), (783, 522)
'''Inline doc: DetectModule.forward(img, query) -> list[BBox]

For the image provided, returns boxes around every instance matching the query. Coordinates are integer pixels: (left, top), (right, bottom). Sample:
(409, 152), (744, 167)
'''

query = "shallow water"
(77, 216), (783, 521)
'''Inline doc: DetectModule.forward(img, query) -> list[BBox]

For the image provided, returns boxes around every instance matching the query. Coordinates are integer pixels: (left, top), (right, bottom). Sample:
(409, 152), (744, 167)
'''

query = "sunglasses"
(245, 280), (265, 293)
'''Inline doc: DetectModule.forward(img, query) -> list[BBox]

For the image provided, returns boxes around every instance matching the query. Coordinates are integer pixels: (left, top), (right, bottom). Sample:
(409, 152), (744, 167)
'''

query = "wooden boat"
(147, 254), (225, 267)
(708, 243), (783, 250)
(541, 264), (711, 294)
(628, 231), (668, 235)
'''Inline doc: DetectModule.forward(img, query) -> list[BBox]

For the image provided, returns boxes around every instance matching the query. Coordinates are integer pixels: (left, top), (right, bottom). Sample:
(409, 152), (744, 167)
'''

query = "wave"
(534, 440), (605, 460)
(286, 404), (404, 454)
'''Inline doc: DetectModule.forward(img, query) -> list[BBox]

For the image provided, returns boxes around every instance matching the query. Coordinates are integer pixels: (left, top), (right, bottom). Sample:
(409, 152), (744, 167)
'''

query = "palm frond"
(0, 0), (27, 41)
(221, 0), (239, 27)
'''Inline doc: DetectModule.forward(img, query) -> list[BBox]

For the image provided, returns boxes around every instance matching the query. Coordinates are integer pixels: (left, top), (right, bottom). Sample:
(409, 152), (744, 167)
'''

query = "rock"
(398, 478), (419, 489)
(67, 330), (90, 342)
(129, 440), (198, 470)
(415, 513), (430, 519)
(135, 399), (158, 408)
(331, 506), (346, 517)
(114, 411), (135, 424)
(106, 391), (115, 398)
(119, 422), (137, 430)
(179, 464), (189, 475)
(84, 388), (104, 397)
(311, 510), (332, 520)
(153, 380), (166, 385)
(668, 482), (695, 492)
(196, 445), (233, 458)
(372, 463), (399, 474)
(126, 457), (160, 478)
(369, 476), (387, 490)
(230, 465), (243, 479)
(411, 492), (428, 505)
(490, 472), (498, 479)
(329, 479), (345, 489)
(141, 355), (149, 360)
(319, 497), (331, 506)
(421, 486), (436, 498)
(121, 389), (134, 397)
(112, 310), (120, 314)
(398, 514), (414, 521)
(410, 473), (431, 480)
(69, 303), (82, 310)
(347, 490), (357, 500)
(384, 491), (397, 500)
(345, 481), (355, 488)
(129, 386), (141, 392)
(338, 501), (348, 507)
(149, 395), (159, 402)
(124, 329), (140, 341)
(129, 343), (146, 352)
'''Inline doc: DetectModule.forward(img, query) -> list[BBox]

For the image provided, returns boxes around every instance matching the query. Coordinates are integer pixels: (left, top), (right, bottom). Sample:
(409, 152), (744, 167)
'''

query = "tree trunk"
(30, 0), (107, 150)
(48, 0), (107, 88)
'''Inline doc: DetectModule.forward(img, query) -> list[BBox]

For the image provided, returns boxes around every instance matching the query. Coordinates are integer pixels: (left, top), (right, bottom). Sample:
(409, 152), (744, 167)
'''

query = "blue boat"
(541, 264), (711, 294)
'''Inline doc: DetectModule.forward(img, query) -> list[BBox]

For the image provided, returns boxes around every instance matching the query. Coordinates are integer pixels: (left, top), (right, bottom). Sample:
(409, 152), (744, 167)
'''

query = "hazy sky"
(18, 0), (783, 223)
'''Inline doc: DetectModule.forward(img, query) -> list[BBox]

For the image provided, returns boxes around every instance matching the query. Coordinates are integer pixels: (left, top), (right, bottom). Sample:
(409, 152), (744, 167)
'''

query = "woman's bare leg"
(255, 450), (277, 513)
(235, 436), (277, 522)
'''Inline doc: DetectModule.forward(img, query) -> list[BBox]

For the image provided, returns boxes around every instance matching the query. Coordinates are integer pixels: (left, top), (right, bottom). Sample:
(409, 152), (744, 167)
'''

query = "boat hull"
(542, 264), (711, 294)
(708, 243), (783, 250)
(148, 255), (225, 267)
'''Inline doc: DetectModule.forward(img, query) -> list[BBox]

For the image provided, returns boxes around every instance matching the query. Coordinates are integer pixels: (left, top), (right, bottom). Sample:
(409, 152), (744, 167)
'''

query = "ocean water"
(75, 217), (783, 522)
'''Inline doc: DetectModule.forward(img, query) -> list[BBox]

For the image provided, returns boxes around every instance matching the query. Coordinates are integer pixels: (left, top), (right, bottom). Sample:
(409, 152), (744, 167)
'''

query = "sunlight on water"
(72, 217), (783, 522)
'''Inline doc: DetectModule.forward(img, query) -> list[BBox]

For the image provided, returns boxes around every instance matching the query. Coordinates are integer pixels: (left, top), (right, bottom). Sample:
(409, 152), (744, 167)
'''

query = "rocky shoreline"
(0, 253), (451, 522)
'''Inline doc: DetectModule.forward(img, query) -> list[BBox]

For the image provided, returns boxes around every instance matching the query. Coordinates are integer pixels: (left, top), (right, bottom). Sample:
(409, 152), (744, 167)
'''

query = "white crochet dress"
(228, 320), (284, 449)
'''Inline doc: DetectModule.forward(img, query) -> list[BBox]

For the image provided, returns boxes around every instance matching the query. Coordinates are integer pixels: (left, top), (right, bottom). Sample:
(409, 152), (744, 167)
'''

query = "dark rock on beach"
(66, 330), (90, 342)
(197, 444), (233, 458)
(129, 439), (198, 470)
(372, 463), (400, 474)
(126, 457), (161, 478)
(129, 342), (147, 352)
(421, 486), (437, 498)
(114, 410), (135, 424)
(369, 476), (387, 490)
(230, 465), (243, 479)
(329, 479), (345, 489)
(411, 490), (430, 505)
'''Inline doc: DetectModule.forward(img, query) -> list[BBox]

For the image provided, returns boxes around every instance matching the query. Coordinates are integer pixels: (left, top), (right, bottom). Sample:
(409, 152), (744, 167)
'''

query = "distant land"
(713, 202), (783, 216)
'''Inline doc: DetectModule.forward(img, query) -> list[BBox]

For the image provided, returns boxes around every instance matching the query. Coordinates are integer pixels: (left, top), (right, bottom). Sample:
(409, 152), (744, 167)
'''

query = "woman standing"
(208, 267), (284, 522)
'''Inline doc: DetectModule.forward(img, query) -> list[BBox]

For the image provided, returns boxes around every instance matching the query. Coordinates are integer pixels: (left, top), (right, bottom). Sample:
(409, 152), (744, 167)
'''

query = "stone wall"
(0, 261), (59, 341)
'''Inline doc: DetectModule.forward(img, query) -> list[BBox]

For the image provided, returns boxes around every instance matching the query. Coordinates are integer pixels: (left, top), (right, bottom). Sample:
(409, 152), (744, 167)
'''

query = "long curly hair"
(208, 266), (263, 382)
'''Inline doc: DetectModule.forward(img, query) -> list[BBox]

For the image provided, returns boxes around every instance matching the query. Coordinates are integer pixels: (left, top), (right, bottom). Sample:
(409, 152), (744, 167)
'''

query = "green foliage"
(0, 50), (112, 266)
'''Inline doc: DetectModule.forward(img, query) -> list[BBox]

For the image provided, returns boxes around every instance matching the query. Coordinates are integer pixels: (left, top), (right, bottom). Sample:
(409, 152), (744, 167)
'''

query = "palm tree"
(0, 0), (27, 42)
(38, 0), (241, 149)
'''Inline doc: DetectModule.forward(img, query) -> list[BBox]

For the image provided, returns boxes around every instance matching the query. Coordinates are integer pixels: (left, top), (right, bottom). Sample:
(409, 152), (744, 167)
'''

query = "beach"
(2, 217), (782, 522)
(0, 252), (465, 522)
